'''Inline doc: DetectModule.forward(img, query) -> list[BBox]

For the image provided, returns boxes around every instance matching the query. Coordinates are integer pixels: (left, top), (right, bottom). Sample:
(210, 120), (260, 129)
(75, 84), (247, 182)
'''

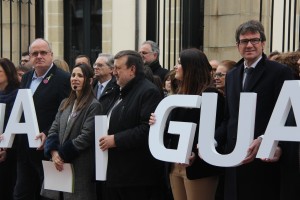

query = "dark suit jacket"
(280, 142), (300, 200)
(215, 54), (294, 200)
(93, 76), (120, 115)
(19, 64), (70, 160)
(106, 75), (164, 187)
(147, 60), (169, 81)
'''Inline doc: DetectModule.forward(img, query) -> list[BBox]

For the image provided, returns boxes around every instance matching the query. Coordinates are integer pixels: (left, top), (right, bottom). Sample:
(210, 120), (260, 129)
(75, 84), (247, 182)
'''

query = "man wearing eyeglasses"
(14, 38), (70, 200)
(139, 40), (169, 81)
(93, 53), (119, 115)
(215, 20), (293, 200)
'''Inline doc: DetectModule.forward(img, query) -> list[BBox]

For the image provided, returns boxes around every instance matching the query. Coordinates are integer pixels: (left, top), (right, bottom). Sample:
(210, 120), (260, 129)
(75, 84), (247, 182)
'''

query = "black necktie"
(243, 67), (254, 91)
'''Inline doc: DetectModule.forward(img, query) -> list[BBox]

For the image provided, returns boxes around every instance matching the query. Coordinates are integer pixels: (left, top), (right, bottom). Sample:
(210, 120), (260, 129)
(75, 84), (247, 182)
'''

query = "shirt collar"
(244, 56), (262, 69)
(32, 63), (54, 79)
(98, 78), (111, 89)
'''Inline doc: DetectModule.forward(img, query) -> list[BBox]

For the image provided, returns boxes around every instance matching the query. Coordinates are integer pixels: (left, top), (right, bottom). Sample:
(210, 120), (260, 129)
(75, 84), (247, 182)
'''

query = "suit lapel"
(61, 104), (82, 143)
(100, 84), (111, 98)
(33, 65), (57, 99)
(93, 84), (99, 98)
(98, 79), (113, 99)
(232, 64), (244, 93)
(22, 71), (34, 89)
(245, 60), (265, 92)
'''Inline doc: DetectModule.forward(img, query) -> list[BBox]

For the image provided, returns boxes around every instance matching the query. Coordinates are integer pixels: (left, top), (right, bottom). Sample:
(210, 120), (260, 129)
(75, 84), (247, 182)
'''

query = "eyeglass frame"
(139, 51), (154, 55)
(30, 51), (51, 57)
(214, 72), (226, 78)
(237, 38), (262, 46)
(93, 63), (108, 69)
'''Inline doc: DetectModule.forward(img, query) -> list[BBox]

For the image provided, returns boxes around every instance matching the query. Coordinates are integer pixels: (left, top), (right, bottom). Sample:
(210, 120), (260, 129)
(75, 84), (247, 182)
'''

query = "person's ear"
(130, 65), (136, 76)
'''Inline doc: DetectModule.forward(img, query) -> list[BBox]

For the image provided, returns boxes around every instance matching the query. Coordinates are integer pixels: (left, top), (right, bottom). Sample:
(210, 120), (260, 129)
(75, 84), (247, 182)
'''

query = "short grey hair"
(142, 40), (160, 57)
(29, 38), (52, 53)
(98, 53), (114, 68)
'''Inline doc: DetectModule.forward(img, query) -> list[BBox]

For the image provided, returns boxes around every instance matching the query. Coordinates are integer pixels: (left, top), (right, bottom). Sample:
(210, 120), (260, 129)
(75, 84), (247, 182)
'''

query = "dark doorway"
(64, 0), (102, 68)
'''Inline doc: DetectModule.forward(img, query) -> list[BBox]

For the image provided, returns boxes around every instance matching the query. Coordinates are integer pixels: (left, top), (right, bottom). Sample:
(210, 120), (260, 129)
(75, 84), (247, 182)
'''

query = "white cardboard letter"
(149, 95), (201, 164)
(198, 93), (257, 167)
(0, 89), (40, 148)
(257, 81), (300, 158)
(0, 104), (6, 134)
(95, 115), (108, 181)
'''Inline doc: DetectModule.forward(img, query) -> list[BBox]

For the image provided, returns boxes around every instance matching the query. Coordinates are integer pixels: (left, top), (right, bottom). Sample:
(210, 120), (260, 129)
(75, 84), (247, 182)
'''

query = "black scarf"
(0, 89), (18, 130)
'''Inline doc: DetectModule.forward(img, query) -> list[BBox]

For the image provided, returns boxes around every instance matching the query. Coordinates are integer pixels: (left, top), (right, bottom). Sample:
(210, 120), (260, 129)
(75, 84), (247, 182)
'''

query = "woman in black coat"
(150, 48), (225, 200)
(0, 58), (20, 200)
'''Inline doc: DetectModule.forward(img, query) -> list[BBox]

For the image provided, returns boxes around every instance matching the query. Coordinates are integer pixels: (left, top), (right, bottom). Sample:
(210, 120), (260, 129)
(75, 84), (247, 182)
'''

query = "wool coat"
(215, 54), (294, 200)
(42, 98), (102, 200)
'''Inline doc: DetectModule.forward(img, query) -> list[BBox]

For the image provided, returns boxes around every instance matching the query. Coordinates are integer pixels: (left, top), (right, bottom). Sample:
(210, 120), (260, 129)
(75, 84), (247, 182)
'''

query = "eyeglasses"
(30, 51), (51, 57)
(214, 72), (226, 78)
(238, 38), (261, 46)
(93, 63), (107, 68)
(139, 51), (154, 55)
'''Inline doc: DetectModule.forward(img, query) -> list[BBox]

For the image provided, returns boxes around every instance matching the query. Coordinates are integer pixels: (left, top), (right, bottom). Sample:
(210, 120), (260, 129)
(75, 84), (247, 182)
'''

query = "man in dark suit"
(92, 53), (119, 200)
(14, 38), (70, 200)
(215, 20), (293, 200)
(93, 53), (119, 115)
(99, 50), (164, 200)
(139, 40), (169, 81)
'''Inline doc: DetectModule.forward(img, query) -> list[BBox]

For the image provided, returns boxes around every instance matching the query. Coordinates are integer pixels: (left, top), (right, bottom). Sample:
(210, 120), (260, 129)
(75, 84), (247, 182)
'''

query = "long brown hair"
(177, 48), (211, 95)
(60, 63), (94, 112)
(0, 58), (20, 91)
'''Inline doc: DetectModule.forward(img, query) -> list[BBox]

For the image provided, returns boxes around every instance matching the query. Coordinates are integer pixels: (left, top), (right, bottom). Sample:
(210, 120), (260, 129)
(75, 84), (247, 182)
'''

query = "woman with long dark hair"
(42, 63), (102, 200)
(0, 58), (20, 200)
(150, 48), (225, 200)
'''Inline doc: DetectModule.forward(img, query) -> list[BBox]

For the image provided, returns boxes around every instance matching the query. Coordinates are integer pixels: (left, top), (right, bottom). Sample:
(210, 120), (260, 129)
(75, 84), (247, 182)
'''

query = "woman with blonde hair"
(53, 59), (70, 73)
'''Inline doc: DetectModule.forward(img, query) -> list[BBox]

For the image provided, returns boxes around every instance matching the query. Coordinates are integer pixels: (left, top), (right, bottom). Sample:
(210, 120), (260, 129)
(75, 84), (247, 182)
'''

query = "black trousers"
(0, 153), (17, 200)
(14, 150), (44, 200)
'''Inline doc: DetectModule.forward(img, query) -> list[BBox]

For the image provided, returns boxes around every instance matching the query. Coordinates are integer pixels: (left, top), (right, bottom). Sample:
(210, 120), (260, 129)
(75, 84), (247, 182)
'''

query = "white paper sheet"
(42, 160), (74, 193)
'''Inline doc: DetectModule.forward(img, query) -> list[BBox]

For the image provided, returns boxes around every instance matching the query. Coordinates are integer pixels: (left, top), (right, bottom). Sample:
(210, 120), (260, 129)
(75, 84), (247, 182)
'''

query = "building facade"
(1, 0), (299, 69)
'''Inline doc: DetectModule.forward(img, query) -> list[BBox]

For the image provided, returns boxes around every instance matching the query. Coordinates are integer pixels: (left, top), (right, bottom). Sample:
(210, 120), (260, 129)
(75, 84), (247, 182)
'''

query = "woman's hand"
(51, 150), (64, 171)
(242, 137), (262, 164)
(149, 113), (156, 125)
(178, 152), (196, 167)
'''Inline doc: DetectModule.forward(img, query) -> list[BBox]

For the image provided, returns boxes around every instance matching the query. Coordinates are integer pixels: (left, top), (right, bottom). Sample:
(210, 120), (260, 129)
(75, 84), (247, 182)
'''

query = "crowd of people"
(0, 19), (300, 200)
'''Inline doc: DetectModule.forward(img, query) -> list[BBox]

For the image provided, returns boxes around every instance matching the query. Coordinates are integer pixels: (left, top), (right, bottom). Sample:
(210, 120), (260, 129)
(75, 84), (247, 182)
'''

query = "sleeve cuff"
(58, 140), (79, 162)
(44, 134), (60, 159)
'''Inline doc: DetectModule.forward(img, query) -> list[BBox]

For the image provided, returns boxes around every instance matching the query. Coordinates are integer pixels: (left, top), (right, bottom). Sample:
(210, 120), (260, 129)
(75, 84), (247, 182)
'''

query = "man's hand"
(99, 135), (116, 151)
(35, 132), (47, 150)
(260, 146), (282, 162)
(242, 137), (262, 164)
(0, 149), (7, 163)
